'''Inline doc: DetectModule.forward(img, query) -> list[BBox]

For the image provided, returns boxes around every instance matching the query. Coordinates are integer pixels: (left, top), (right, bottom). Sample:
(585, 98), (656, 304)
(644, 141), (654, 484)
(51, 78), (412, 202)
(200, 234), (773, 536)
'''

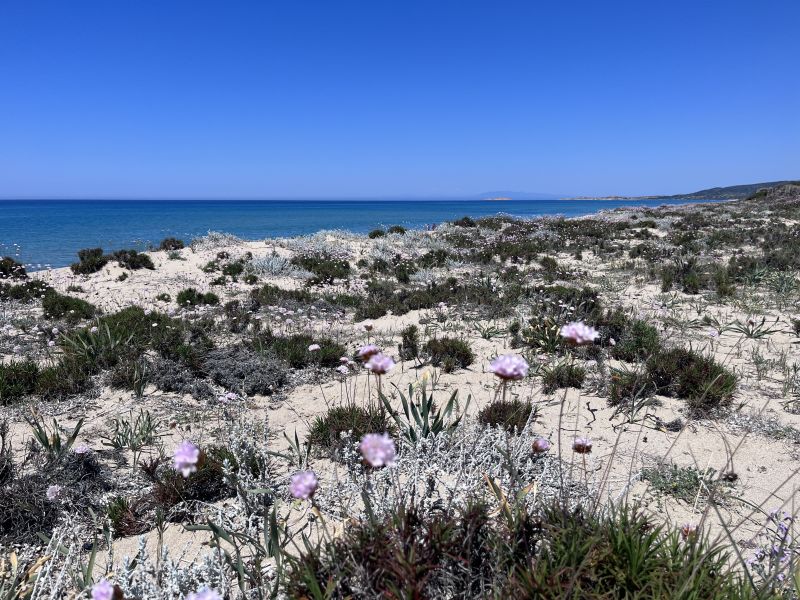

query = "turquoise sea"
(0, 198), (719, 270)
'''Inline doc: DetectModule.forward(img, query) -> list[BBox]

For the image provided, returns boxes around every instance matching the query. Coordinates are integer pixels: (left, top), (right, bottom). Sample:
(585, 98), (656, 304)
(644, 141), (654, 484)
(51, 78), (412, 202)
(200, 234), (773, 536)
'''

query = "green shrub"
(452, 216), (477, 227)
(71, 248), (108, 274)
(222, 260), (245, 277)
(291, 253), (350, 285)
(0, 280), (52, 302)
(112, 249), (155, 270)
(202, 260), (219, 273)
(176, 288), (219, 307)
(251, 283), (314, 306)
(646, 348), (736, 414)
(308, 404), (393, 458)
(424, 337), (474, 372)
(368, 228), (386, 239)
(285, 501), (750, 599)
(399, 325), (419, 360)
(0, 257), (26, 280)
(417, 249), (449, 268)
(253, 332), (345, 369)
(478, 398), (535, 433)
(0, 361), (39, 405)
(542, 362), (586, 393)
(244, 274), (258, 285)
(158, 237), (184, 251)
(156, 293), (171, 302)
(387, 225), (407, 234)
(42, 290), (97, 322)
(610, 319), (661, 362)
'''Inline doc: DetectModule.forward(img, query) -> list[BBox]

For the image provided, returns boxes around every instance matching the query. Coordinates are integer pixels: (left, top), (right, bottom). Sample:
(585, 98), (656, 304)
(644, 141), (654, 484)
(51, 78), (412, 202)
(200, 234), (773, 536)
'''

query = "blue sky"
(1, 0), (798, 199)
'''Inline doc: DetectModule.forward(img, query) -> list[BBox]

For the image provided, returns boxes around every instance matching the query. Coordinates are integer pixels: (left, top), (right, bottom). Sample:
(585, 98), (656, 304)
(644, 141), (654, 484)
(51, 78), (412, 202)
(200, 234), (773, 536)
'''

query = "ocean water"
(0, 198), (719, 270)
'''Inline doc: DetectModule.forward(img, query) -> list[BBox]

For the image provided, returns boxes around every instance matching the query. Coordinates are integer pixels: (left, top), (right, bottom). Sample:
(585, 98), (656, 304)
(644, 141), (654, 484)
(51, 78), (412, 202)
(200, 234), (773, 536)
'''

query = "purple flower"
(91, 579), (116, 600)
(308, 343), (321, 352)
(560, 322), (599, 346)
(73, 444), (92, 455)
(186, 588), (222, 600)
(46, 484), (62, 501)
(173, 440), (200, 477)
(357, 344), (380, 361)
(360, 433), (396, 467)
(365, 353), (395, 375)
(489, 354), (529, 380)
(572, 437), (592, 454)
(90, 326), (99, 334)
(532, 438), (551, 454)
(336, 365), (349, 375)
(289, 470), (318, 500)
(680, 523), (698, 540)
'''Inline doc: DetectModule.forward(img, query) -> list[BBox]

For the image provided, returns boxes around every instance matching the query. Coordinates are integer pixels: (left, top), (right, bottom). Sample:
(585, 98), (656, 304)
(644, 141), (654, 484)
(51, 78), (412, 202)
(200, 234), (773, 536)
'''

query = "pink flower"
(365, 353), (395, 375)
(289, 471), (318, 500)
(46, 484), (62, 501)
(357, 344), (380, 361)
(489, 354), (529, 380)
(173, 441), (200, 477)
(336, 365), (349, 375)
(90, 326), (99, 334)
(91, 579), (116, 600)
(47, 340), (55, 347)
(187, 588), (222, 600)
(339, 356), (350, 364)
(360, 433), (396, 467)
(572, 437), (593, 454)
(308, 343), (321, 352)
(532, 438), (551, 454)
(681, 523), (698, 540)
(73, 444), (92, 455)
(560, 322), (599, 346)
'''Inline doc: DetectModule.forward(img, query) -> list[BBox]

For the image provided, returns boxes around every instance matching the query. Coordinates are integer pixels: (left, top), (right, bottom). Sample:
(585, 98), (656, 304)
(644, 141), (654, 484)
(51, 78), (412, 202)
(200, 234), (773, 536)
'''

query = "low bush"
(387, 225), (407, 234)
(251, 283), (314, 306)
(399, 325), (420, 360)
(646, 348), (736, 414)
(176, 288), (219, 307)
(285, 501), (749, 598)
(0, 256), (26, 279)
(203, 345), (287, 396)
(291, 253), (351, 285)
(252, 332), (346, 369)
(308, 404), (393, 458)
(610, 319), (661, 362)
(478, 398), (535, 433)
(71, 247), (108, 274)
(0, 361), (39, 405)
(452, 216), (477, 227)
(424, 337), (475, 372)
(0, 280), (52, 302)
(158, 237), (185, 251)
(541, 362), (586, 393)
(368, 228), (386, 239)
(112, 249), (155, 270)
(222, 260), (245, 278)
(41, 290), (97, 322)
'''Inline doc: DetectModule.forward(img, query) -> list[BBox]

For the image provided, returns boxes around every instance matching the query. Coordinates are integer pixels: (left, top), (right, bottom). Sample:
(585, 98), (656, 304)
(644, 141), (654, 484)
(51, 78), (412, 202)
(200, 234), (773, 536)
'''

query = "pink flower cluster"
(360, 433), (396, 467)
(173, 440), (200, 477)
(489, 354), (529, 380)
(560, 321), (599, 346)
(365, 353), (395, 375)
(289, 470), (319, 500)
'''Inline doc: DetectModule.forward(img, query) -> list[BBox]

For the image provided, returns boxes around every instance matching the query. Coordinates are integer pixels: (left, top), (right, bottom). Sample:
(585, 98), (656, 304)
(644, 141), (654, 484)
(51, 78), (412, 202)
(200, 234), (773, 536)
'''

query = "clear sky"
(1, 0), (798, 199)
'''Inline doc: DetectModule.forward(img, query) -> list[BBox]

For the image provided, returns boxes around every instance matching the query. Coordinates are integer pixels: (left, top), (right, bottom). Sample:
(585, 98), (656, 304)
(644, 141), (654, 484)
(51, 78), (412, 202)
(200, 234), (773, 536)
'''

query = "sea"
(0, 198), (721, 271)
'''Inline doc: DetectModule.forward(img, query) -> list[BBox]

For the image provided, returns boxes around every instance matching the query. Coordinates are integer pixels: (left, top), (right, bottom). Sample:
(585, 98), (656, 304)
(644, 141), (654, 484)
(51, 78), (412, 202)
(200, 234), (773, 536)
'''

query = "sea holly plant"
(379, 382), (469, 442)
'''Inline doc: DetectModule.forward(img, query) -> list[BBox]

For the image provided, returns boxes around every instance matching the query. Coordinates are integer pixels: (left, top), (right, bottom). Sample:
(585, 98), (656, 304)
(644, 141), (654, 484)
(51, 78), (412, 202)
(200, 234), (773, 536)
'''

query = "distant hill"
(663, 181), (799, 200)
(566, 180), (799, 201)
